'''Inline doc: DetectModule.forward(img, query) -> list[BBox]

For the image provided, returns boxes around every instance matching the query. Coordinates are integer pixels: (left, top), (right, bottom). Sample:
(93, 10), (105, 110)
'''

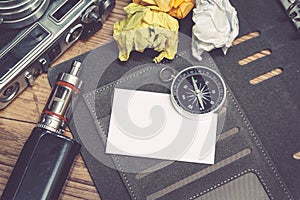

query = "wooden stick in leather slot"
(293, 152), (300, 160)
(232, 31), (260, 46)
(250, 68), (283, 85)
(146, 148), (252, 200)
(217, 127), (240, 141)
(238, 49), (271, 66)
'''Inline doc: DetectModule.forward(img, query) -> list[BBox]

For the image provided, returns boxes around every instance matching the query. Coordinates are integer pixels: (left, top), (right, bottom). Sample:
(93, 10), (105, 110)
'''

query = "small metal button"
(38, 58), (48, 72)
(25, 71), (34, 86)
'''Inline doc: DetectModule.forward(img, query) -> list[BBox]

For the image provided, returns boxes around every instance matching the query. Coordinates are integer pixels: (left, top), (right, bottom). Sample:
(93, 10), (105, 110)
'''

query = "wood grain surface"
(0, 0), (130, 199)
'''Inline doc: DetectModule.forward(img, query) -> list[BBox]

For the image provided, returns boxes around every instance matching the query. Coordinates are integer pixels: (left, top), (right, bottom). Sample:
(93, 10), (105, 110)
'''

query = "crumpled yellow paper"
(133, 0), (194, 19)
(113, 3), (179, 63)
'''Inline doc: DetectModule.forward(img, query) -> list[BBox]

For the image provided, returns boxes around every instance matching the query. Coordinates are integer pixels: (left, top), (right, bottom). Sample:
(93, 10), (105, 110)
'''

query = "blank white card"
(106, 88), (218, 164)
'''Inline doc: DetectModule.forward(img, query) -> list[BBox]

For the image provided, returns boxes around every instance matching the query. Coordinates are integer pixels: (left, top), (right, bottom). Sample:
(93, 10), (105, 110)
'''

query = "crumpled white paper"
(192, 0), (239, 61)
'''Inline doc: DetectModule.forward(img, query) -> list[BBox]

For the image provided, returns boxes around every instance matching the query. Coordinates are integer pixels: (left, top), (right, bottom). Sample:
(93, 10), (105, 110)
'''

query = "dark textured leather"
(81, 49), (292, 199)
(210, 0), (300, 197)
(48, 0), (300, 199)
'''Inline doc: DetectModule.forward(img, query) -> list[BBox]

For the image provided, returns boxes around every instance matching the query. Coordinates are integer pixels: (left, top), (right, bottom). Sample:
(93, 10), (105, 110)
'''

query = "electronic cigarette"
(1, 61), (83, 200)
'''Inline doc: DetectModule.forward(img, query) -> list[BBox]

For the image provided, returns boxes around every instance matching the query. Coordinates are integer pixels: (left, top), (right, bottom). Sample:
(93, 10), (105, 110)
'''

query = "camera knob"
(81, 5), (102, 23)
(89, 12), (102, 23)
(0, 83), (19, 103)
(65, 24), (84, 44)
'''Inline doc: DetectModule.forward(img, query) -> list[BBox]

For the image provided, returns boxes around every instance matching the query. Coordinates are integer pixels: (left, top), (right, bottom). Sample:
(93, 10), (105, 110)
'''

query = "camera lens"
(0, 82), (19, 102)
(0, 0), (50, 29)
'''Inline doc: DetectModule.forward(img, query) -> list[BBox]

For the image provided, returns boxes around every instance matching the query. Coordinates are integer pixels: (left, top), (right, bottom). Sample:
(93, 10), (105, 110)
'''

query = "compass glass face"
(171, 66), (226, 115)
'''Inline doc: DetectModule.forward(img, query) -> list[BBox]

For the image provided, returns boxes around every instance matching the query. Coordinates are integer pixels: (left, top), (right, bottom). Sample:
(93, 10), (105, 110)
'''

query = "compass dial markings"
(171, 66), (226, 115)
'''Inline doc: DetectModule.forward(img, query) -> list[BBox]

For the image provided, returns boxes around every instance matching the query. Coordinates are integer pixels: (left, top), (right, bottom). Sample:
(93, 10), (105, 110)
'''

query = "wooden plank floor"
(0, 0), (130, 199)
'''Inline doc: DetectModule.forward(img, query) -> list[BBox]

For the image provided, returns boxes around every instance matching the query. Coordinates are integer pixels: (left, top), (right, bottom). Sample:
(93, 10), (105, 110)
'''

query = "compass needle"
(191, 76), (205, 109)
(197, 94), (205, 109)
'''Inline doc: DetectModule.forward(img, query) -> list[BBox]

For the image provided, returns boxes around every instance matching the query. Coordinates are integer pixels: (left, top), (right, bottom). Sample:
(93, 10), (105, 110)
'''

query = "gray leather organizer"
(48, 0), (300, 199)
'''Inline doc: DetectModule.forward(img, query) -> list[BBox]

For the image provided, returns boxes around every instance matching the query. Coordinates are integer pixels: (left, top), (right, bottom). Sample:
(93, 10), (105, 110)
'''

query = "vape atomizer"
(37, 61), (83, 134)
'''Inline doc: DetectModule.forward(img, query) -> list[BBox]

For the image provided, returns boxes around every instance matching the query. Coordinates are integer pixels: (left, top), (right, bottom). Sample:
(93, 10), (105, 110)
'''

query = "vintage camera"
(0, 0), (115, 109)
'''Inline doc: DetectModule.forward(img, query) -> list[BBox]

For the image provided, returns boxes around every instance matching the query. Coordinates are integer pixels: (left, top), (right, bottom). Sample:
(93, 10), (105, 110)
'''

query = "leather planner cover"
(48, 0), (300, 199)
